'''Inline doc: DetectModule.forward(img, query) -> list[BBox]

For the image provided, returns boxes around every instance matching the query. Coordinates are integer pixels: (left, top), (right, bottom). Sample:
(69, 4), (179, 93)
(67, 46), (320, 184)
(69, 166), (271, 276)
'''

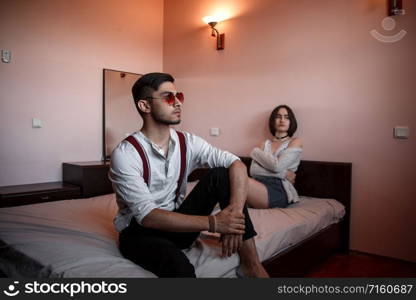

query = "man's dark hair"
(132, 72), (175, 116)
(268, 105), (298, 137)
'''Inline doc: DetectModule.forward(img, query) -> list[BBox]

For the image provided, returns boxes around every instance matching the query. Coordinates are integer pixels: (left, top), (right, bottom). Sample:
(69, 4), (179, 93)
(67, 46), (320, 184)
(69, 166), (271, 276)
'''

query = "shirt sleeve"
(250, 147), (302, 176)
(187, 133), (239, 169)
(109, 142), (158, 225)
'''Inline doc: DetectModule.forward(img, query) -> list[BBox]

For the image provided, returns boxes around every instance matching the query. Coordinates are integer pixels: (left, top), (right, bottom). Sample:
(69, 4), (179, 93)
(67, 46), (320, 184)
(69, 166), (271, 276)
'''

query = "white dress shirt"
(109, 129), (239, 232)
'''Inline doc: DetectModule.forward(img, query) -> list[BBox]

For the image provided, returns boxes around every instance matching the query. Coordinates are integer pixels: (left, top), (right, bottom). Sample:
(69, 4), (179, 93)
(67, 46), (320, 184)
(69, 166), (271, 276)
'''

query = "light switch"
(32, 118), (43, 128)
(1, 50), (11, 63)
(210, 128), (220, 136)
(394, 126), (409, 139)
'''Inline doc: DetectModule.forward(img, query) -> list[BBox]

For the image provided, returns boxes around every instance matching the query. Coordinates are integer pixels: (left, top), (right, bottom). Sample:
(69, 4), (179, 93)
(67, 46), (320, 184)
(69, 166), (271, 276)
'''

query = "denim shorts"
(252, 176), (288, 208)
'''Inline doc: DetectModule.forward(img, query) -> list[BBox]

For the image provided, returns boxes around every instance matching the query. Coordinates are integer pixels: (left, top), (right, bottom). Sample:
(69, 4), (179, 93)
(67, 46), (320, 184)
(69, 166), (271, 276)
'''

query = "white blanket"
(0, 187), (344, 278)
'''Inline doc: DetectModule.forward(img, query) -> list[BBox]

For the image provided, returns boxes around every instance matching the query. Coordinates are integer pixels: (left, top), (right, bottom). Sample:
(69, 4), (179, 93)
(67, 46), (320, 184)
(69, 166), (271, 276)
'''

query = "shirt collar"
(136, 129), (178, 158)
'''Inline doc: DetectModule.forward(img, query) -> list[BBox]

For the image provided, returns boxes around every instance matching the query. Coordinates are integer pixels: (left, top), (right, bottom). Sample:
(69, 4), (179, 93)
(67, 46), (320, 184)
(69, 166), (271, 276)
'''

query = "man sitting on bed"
(109, 72), (269, 278)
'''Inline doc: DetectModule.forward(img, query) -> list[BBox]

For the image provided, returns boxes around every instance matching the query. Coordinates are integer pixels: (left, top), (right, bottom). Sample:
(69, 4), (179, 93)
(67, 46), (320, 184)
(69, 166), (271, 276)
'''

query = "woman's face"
(274, 108), (290, 134)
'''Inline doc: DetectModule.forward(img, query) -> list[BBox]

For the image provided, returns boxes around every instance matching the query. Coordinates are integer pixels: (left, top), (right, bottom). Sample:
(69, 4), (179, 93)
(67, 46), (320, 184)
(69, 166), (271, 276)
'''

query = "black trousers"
(118, 167), (257, 278)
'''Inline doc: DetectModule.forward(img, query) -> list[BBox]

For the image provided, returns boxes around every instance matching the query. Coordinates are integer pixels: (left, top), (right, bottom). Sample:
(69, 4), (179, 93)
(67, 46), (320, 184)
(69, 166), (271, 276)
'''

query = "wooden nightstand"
(0, 182), (81, 208)
(63, 161), (113, 198)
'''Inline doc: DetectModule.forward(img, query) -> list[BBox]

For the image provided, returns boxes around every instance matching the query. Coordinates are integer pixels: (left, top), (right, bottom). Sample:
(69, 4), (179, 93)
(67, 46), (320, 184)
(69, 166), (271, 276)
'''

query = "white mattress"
(0, 186), (344, 278)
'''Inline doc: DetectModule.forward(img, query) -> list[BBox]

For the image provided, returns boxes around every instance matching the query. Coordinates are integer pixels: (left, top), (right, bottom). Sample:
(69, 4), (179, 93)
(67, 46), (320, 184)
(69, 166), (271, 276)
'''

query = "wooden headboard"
(190, 157), (351, 209)
(291, 159), (351, 251)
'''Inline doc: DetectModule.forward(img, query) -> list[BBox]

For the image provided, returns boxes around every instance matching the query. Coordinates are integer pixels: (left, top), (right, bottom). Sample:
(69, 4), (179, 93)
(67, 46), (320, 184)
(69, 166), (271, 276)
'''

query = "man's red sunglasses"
(148, 92), (184, 106)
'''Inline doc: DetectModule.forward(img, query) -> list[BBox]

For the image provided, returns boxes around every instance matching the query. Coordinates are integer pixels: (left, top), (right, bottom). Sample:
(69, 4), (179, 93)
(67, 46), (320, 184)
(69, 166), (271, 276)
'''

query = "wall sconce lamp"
(388, 0), (405, 16)
(203, 16), (225, 50)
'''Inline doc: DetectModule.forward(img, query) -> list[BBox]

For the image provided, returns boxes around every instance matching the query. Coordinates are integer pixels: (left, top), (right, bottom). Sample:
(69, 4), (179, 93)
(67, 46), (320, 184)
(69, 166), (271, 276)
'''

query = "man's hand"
(214, 159), (248, 257)
(286, 170), (296, 184)
(215, 206), (245, 235)
(215, 205), (245, 257)
(220, 234), (243, 257)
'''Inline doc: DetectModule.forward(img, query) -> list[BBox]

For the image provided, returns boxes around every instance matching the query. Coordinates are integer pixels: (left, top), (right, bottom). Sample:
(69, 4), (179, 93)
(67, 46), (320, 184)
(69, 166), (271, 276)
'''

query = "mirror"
(103, 69), (142, 160)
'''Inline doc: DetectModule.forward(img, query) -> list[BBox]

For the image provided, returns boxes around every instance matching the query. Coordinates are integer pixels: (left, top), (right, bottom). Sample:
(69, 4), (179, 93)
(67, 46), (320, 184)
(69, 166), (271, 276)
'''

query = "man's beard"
(151, 110), (181, 125)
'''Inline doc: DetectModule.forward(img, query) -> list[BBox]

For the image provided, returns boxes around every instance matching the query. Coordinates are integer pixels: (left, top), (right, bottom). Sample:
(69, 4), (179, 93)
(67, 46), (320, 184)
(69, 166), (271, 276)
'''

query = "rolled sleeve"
(109, 143), (158, 226)
(187, 134), (239, 169)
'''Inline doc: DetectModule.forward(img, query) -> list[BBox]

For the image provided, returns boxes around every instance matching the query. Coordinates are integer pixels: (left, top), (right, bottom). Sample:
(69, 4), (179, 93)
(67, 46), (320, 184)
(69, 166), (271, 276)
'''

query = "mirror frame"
(102, 68), (142, 161)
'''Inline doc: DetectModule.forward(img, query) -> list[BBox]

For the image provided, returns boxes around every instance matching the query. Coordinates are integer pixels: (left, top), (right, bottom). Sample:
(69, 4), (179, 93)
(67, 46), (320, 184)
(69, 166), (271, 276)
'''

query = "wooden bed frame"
(0, 157), (351, 278)
(261, 159), (351, 276)
(190, 156), (352, 277)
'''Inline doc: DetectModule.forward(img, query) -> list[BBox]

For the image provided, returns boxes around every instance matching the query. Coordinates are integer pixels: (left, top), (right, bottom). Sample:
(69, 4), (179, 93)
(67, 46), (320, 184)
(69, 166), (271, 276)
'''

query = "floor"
(305, 251), (416, 277)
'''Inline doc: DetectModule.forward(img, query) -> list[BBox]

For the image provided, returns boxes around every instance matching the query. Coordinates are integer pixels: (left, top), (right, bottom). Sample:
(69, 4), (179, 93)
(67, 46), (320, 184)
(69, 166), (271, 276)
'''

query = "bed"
(0, 157), (351, 278)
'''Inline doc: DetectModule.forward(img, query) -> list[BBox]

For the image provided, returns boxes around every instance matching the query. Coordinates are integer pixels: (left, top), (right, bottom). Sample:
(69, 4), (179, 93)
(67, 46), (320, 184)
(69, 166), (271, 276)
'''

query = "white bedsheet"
(0, 188), (344, 278)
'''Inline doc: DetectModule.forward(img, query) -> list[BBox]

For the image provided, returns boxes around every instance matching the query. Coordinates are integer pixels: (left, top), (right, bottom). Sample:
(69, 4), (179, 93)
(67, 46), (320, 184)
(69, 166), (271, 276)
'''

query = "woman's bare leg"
(246, 178), (269, 208)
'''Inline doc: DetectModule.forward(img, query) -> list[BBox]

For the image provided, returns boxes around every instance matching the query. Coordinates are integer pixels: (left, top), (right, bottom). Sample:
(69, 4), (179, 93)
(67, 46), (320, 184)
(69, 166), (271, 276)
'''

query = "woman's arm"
(250, 148), (279, 173)
(250, 138), (303, 174)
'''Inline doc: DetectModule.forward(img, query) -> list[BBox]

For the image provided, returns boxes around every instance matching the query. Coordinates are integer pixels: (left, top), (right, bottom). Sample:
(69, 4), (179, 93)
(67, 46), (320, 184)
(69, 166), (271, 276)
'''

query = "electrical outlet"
(210, 128), (220, 136)
(1, 50), (11, 63)
(32, 118), (43, 128)
(393, 126), (409, 139)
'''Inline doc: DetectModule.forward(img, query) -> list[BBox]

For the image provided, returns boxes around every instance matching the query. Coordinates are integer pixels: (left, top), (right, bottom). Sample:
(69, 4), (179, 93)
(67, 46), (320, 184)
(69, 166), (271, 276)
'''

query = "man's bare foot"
(237, 263), (269, 278)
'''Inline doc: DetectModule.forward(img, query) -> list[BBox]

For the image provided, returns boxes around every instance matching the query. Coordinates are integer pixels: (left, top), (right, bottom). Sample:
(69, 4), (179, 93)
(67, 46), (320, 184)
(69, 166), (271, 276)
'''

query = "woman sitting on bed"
(247, 105), (303, 209)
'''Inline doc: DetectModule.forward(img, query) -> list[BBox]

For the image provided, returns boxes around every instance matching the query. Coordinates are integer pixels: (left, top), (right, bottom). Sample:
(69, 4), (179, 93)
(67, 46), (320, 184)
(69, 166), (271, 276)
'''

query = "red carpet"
(305, 251), (416, 277)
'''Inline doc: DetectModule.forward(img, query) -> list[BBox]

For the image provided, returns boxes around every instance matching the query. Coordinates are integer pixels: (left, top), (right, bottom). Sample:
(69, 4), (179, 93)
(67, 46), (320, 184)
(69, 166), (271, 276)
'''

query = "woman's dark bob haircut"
(268, 105), (298, 137)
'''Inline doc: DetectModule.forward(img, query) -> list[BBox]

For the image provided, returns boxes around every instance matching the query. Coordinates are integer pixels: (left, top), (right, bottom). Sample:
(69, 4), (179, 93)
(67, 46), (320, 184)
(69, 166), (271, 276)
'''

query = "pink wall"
(0, 0), (163, 186)
(164, 0), (416, 262)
